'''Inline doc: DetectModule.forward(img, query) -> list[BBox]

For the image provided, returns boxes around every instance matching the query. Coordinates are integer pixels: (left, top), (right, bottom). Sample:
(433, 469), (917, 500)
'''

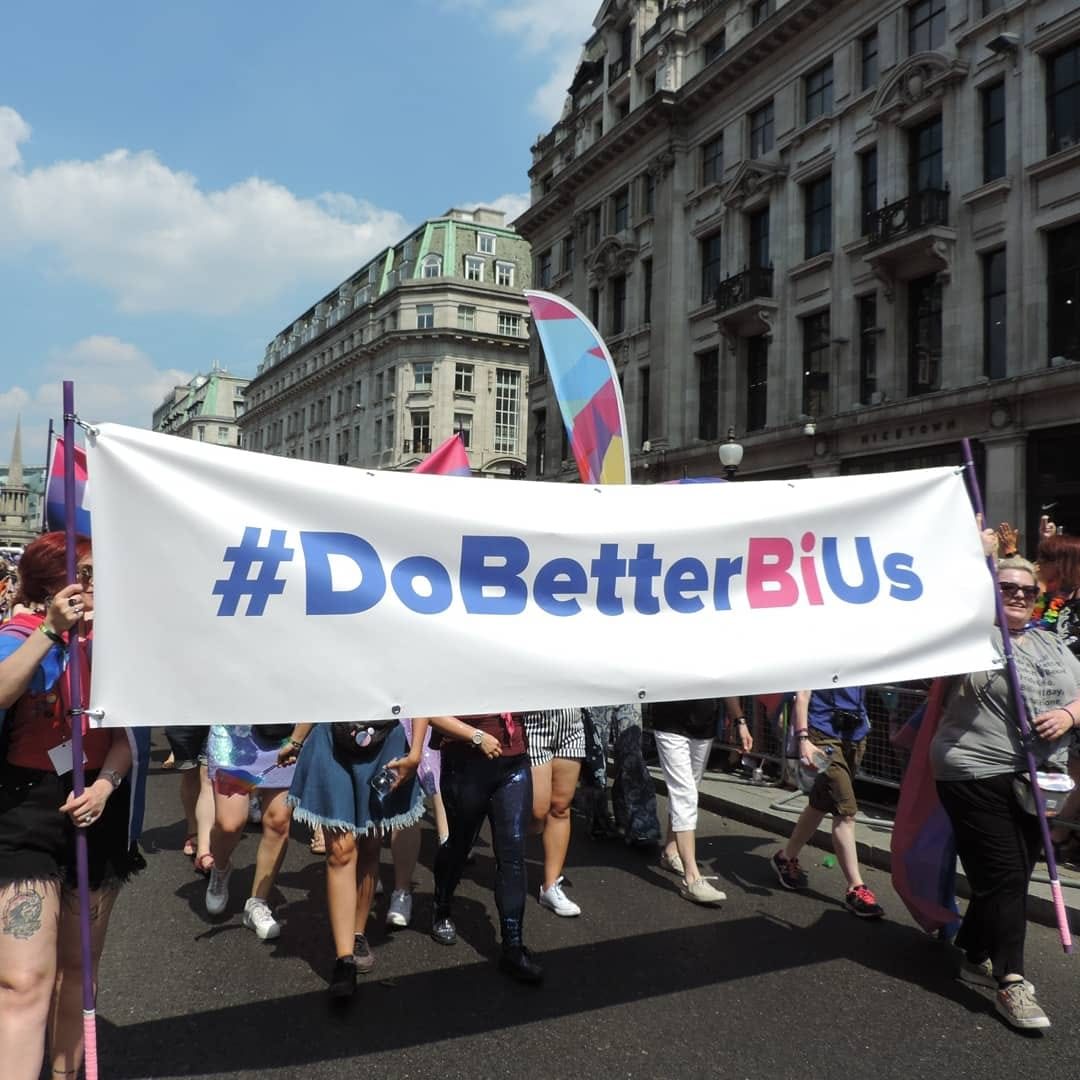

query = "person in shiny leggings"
(424, 713), (542, 984)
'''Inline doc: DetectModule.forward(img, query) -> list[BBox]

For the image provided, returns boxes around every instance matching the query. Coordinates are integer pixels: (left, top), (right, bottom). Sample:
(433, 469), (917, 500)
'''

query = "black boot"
(328, 955), (357, 998)
(431, 904), (457, 946)
(499, 943), (544, 985)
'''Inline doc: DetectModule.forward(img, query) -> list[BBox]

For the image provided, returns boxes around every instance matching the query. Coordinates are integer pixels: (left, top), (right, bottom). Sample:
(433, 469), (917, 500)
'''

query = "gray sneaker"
(679, 877), (727, 905)
(204, 864), (232, 916)
(995, 980), (1050, 1030)
(957, 956), (995, 988)
(352, 932), (376, 974)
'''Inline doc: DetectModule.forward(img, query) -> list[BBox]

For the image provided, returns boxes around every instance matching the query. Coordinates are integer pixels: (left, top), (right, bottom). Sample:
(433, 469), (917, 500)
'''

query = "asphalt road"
(93, 750), (1080, 1080)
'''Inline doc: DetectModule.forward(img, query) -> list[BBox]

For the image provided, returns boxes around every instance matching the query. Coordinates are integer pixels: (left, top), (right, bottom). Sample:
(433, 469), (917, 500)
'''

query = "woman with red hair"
(0, 532), (141, 1080)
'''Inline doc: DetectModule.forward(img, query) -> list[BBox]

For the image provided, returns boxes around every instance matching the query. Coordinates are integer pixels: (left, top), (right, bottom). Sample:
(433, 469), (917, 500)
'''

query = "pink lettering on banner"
(745, 538), (799, 608)
(799, 531), (825, 605)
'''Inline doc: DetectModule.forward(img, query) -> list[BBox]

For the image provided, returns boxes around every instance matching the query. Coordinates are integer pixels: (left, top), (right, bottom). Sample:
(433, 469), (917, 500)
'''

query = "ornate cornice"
(870, 52), (970, 125)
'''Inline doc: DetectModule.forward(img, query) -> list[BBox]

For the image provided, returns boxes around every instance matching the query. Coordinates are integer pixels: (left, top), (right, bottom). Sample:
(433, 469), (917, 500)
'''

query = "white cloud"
(0, 106), (410, 316)
(0, 335), (191, 463)
(444, 1), (592, 124)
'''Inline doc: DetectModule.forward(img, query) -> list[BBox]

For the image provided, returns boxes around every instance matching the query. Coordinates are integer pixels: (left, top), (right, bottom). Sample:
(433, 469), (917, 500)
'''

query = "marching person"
(163, 725), (214, 874)
(280, 718), (426, 998)
(771, 685), (885, 919)
(523, 708), (586, 917)
(426, 712), (543, 984)
(0, 533), (143, 1080)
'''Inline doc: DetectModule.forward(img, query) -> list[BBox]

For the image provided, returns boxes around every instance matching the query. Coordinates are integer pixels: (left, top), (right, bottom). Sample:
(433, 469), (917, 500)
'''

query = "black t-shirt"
(647, 698), (718, 740)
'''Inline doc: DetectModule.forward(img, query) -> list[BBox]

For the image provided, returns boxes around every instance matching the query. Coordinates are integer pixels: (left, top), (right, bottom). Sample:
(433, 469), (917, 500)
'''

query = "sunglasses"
(77, 565), (93, 586)
(999, 581), (1038, 601)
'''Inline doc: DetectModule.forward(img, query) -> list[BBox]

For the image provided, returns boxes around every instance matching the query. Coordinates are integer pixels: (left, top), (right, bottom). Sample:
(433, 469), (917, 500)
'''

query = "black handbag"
(331, 721), (395, 761)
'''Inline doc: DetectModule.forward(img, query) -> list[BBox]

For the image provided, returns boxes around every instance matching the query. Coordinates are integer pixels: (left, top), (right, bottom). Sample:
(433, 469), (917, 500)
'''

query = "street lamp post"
(717, 426), (744, 480)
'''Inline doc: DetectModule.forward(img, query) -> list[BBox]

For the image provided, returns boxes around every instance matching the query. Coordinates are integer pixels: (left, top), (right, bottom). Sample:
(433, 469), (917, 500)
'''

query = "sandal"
(182, 834), (197, 859)
(194, 853), (215, 876)
(309, 828), (326, 855)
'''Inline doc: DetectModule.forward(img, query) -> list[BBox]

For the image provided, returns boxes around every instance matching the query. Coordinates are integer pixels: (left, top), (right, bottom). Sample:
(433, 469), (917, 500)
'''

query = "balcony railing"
(715, 266), (774, 313)
(608, 56), (628, 84)
(867, 188), (949, 248)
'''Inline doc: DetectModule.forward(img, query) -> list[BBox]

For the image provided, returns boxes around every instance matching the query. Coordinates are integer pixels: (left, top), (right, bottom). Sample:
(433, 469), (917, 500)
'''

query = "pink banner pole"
(62, 381), (101, 1077)
(962, 438), (1072, 953)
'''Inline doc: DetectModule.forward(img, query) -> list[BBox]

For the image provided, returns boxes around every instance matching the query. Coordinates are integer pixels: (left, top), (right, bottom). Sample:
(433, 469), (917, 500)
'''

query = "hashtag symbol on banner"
(212, 527), (295, 616)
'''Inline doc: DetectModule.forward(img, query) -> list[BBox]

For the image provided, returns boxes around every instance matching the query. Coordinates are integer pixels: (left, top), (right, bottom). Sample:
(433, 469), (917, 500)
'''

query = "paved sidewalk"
(650, 763), (1080, 932)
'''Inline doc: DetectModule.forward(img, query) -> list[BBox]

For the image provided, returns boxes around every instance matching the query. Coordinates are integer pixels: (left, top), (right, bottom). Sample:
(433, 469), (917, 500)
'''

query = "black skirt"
(0, 763), (144, 890)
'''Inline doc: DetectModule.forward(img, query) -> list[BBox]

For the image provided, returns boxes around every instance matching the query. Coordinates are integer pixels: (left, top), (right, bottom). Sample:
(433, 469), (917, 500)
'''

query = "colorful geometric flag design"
(414, 433), (471, 476)
(46, 438), (91, 535)
(524, 291), (630, 485)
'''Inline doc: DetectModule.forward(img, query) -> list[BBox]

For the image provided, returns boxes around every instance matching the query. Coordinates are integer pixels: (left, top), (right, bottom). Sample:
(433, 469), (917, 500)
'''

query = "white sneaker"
(679, 877), (727, 905)
(242, 897), (280, 941)
(205, 864), (232, 915)
(386, 889), (413, 928)
(538, 876), (581, 917)
(247, 800), (262, 825)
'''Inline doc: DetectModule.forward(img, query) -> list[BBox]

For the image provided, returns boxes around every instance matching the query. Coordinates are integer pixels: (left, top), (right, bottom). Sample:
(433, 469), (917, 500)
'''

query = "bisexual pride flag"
(46, 437), (91, 535)
(415, 433), (471, 477)
(525, 291), (630, 486)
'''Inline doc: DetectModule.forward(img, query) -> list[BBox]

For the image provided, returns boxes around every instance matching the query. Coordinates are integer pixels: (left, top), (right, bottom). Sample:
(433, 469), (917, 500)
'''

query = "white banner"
(86, 424), (999, 728)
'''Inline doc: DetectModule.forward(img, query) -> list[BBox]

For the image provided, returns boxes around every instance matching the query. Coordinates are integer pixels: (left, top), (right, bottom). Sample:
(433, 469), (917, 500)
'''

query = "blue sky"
(0, 0), (592, 462)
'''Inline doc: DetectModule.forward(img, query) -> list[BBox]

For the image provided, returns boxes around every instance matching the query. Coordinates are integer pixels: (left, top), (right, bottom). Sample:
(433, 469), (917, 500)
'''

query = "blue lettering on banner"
(212, 528), (926, 617)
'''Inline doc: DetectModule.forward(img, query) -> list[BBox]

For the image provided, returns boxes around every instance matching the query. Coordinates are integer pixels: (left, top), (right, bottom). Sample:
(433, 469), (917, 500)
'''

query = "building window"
(537, 249), (553, 288)
(804, 62), (834, 123)
(410, 411), (430, 454)
(642, 258), (653, 324)
(641, 170), (656, 217)
(751, 0), (774, 27)
(908, 0), (945, 55)
(697, 349), (719, 441)
(1048, 42), (1080, 155)
(534, 409), (546, 475)
(562, 233), (576, 275)
(453, 412), (473, 449)
(749, 207), (770, 268)
(613, 187), (630, 232)
(610, 274), (627, 335)
(804, 173), (832, 259)
(455, 362), (474, 394)
(385, 414), (394, 451)
(1048, 222), (1080, 363)
(983, 249), (1007, 380)
(750, 100), (774, 158)
(478, 233), (496, 255)
(218, 426), (229, 443)
(910, 115), (944, 193)
(861, 30), (879, 91)
(860, 148), (878, 236)
(421, 254), (442, 278)
(589, 205), (602, 247)
(701, 231), (724, 304)
(983, 0), (1005, 12)
(746, 336), (768, 433)
(457, 305), (476, 330)
(373, 420), (381, 454)
(980, 81), (1006, 184)
(859, 295), (878, 404)
(374, 372), (384, 402)
(413, 362), (432, 388)
(801, 310), (831, 418)
(496, 261), (514, 287)
(416, 304), (434, 330)
(589, 287), (600, 326)
(494, 369), (520, 453)
(908, 274), (943, 395)
(465, 256), (484, 282)
(639, 365), (650, 446)
(498, 312), (521, 336)
(701, 134), (723, 187)
(704, 30), (726, 64)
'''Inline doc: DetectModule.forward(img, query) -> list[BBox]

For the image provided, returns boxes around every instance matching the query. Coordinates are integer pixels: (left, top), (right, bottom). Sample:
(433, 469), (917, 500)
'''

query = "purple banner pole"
(62, 382), (101, 1077)
(961, 438), (1073, 953)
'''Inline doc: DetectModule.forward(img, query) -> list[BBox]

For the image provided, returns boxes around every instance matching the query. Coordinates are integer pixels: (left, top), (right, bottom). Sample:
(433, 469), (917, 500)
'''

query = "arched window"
(422, 254), (443, 278)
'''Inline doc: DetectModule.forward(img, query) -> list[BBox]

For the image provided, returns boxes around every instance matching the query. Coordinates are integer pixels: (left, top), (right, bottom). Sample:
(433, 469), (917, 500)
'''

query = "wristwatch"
(471, 729), (485, 747)
(100, 768), (123, 791)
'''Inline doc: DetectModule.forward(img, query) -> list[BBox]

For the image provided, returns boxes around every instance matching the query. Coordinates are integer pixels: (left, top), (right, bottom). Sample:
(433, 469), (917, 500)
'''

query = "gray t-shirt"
(931, 628), (1080, 782)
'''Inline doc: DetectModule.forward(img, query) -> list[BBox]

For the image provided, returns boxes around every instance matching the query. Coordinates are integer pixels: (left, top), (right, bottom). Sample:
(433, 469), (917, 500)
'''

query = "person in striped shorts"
(523, 708), (587, 917)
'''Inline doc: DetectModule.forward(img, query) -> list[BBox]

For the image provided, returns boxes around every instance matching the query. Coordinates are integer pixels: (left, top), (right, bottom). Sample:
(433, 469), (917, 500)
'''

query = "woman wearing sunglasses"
(0, 534), (142, 1080)
(931, 555), (1080, 1031)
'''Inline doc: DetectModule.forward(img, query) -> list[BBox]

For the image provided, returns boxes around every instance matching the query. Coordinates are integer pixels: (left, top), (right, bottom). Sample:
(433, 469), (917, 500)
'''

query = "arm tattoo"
(1, 883), (47, 940)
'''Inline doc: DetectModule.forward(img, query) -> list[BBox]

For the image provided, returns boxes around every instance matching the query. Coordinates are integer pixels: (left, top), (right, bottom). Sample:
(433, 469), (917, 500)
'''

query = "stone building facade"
(153, 368), (249, 447)
(239, 208), (531, 477)
(516, 0), (1080, 545)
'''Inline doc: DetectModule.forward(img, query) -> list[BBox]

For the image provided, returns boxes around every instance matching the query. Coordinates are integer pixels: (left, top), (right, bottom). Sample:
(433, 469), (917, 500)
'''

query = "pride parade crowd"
(1, 516), (1079, 1078)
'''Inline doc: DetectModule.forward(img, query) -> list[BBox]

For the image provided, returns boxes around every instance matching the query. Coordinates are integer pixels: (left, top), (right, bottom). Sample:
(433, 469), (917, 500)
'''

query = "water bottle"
(797, 745), (833, 793)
